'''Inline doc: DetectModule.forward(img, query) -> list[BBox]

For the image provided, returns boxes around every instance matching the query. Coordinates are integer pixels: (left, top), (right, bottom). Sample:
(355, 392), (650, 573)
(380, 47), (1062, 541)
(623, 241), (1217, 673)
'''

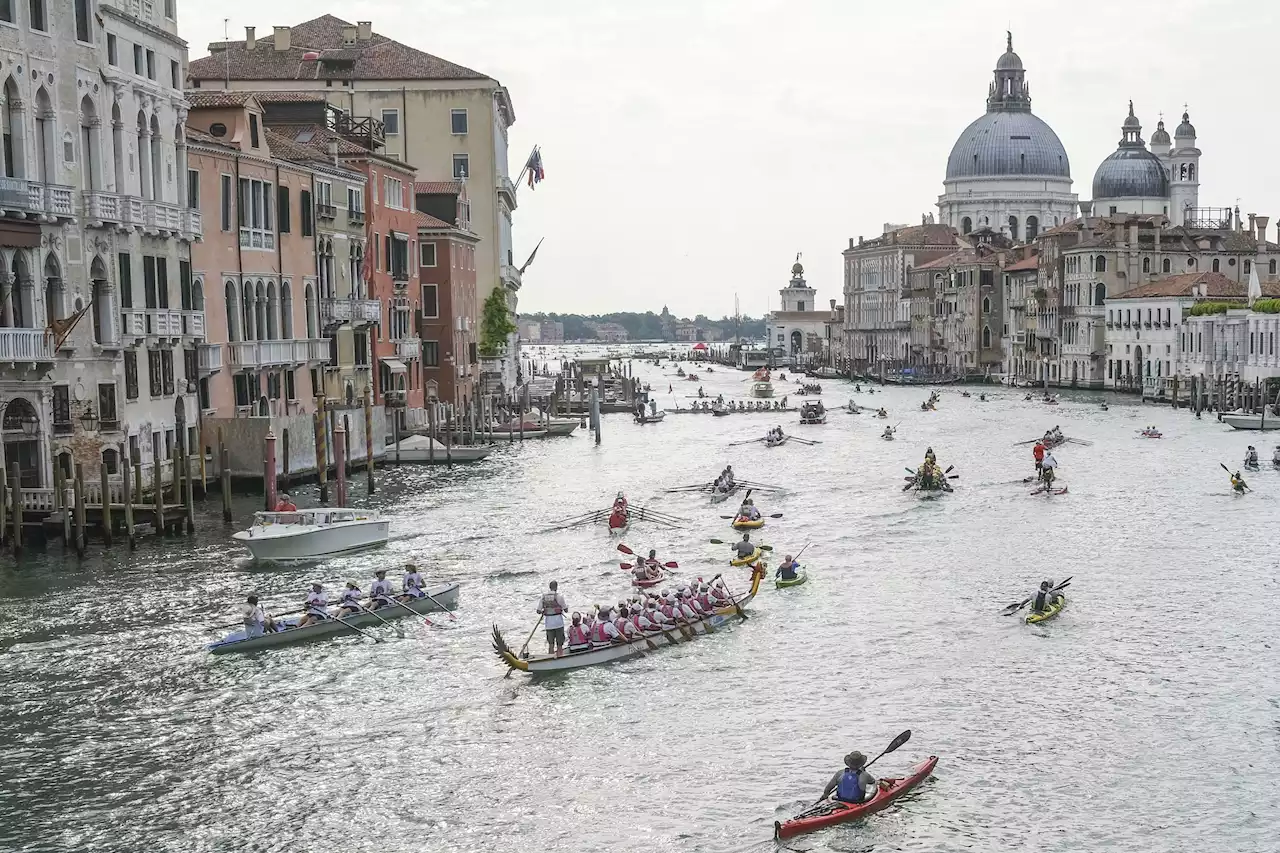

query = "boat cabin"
(251, 509), (374, 527)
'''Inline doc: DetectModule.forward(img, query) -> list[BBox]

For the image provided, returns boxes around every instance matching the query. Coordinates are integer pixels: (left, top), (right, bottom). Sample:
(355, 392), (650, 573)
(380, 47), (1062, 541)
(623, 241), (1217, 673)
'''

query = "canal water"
(2, 356), (1278, 853)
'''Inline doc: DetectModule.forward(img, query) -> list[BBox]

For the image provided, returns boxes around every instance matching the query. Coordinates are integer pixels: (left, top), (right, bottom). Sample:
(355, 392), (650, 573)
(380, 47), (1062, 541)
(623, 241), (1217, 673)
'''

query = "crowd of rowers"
(765, 426), (787, 443)
(713, 465), (736, 494)
(678, 398), (791, 412)
(236, 566), (429, 637)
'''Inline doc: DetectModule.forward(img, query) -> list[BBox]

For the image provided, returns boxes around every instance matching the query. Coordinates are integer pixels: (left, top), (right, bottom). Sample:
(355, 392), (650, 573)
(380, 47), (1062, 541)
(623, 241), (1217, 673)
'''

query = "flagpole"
(514, 145), (539, 193)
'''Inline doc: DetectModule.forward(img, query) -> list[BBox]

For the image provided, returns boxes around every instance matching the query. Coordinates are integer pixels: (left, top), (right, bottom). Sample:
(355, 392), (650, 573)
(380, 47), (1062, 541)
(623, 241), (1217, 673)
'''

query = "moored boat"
(232, 509), (390, 562)
(492, 569), (763, 674)
(391, 434), (493, 463)
(634, 411), (666, 424)
(774, 755), (939, 839)
(209, 582), (461, 654)
(1220, 410), (1280, 431)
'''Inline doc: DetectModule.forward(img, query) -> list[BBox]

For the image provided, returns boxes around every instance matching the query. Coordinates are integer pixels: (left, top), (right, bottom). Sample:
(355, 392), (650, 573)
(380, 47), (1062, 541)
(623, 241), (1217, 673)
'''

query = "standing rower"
(1032, 440), (1046, 480)
(537, 581), (568, 656)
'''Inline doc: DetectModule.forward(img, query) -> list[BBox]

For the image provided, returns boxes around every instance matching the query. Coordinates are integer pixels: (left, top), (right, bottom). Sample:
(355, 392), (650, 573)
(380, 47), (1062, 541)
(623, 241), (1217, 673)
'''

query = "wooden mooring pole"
(121, 445), (136, 550)
(99, 461), (113, 546)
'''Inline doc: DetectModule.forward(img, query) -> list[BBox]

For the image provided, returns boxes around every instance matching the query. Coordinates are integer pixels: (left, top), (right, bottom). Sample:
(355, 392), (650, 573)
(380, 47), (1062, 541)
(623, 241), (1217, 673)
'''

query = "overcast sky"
(184, 0), (1272, 318)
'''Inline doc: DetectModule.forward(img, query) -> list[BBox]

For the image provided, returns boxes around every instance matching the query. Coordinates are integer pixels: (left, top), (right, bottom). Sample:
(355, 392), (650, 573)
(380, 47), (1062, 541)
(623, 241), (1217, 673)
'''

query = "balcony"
(143, 200), (184, 234)
(183, 208), (203, 238)
(182, 310), (205, 338)
(316, 203), (337, 221)
(0, 180), (77, 221)
(121, 309), (185, 338)
(83, 191), (124, 225)
(497, 175), (518, 209)
(395, 337), (420, 360)
(0, 328), (54, 362)
(500, 263), (522, 290)
(239, 227), (276, 251)
(321, 297), (381, 326)
(229, 339), (328, 368)
(306, 338), (329, 361)
(120, 196), (145, 228)
(392, 267), (410, 287)
(332, 113), (385, 150)
(197, 342), (223, 373)
(349, 209), (366, 226)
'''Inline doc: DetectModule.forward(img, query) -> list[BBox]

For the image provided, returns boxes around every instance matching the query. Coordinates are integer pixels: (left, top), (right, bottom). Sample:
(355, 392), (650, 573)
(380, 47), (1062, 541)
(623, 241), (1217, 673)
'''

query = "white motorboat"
(751, 381), (775, 398)
(209, 582), (461, 654)
(391, 434), (493, 463)
(232, 509), (390, 562)
(1220, 411), (1280, 431)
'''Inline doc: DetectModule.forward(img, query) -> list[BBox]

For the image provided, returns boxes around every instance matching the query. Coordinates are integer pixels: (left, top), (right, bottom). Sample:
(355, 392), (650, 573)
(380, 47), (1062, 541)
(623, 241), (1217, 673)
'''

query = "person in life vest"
(1031, 580), (1053, 613)
(776, 555), (800, 581)
(1044, 579), (1065, 607)
(369, 569), (394, 610)
(336, 582), (364, 617)
(1245, 445), (1259, 466)
(821, 751), (878, 804)
(397, 564), (425, 602)
(1040, 451), (1058, 486)
(537, 580), (568, 655)
(297, 583), (329, 628)
(1231, 470), (1249, 493)
(1032, 440), (1046, 479)
(738, 500), (761, 522)
(566, 612), (590, 652)
(591, 605), (620, 646)
(644, 549), (663, 577)
(733, 533), (756, 561)
(274, 493), (298, 512)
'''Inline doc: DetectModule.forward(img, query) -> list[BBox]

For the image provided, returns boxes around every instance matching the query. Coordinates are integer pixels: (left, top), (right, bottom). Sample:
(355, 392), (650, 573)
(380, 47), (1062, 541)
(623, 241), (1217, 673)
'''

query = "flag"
(50, 300), (93, 350)
(518, 237), (544, 275)
(524, 147), (545, 189)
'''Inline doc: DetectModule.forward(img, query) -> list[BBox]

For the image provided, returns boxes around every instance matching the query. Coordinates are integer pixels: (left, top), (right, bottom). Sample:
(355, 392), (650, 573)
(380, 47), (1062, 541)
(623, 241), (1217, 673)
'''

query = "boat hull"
(209, 582), (461, 654)
(776, 570), (807, 588)
(751, 382), (775, 398)
(775, 756), (939, 839)
(1221, 412), (1280, 431)
(710, 485), (739, 504)
(730, 546), (762, 566)
(232, 519), (391, 561)
(393, 445), (492, 463)
(731, 518), (765, 530)
(1026, 596), (1066, 624)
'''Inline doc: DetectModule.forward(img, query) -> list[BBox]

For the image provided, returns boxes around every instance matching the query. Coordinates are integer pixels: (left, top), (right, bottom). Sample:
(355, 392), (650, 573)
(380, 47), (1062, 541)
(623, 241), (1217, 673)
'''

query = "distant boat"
(1220, 411), (1280, 431)
(751, 381), (775, 399)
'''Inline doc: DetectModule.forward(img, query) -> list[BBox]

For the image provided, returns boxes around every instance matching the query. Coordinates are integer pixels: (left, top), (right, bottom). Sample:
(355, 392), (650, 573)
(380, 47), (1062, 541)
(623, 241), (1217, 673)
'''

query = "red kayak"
(774, 755), (938, 839)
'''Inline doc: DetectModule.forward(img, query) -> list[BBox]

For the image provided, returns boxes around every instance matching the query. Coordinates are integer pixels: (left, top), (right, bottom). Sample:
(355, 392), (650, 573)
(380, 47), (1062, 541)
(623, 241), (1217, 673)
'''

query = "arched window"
(982, 297), (991, 314)
(265, 282), (278, 340)
(192, 278), (204, 311)
(1188, 164), (1195, 181)
(281, 282), (293, 338)
(1188, 257), (1196, 268)
(1271, 259), (1277, 276)
(254, 281), (267, 341)
(1026, 215), (1039, 240)
(1212, 258), (1220, 272)
(1142, 257), (1150, 274)
(90, 256), (110, 344)
(110, 100), (124, 193)
(40, 250), (61, 326)
(1096, 256), (1107, 273)
(2, 77), (24, 178)
(1008, 216), (1019, 240)
(224, 281), (238, 342)
(961, 216), (972, 234)
(241, 281), (254, 340)
(102, 447), (119, 475)
(1094, 282), (1106, 306)
(34, 87), (54, 184)
(174, 123), (186, 207)
(148, 114), (162, 203)
(304, 283), (316, 338)
(136, 111), (151, 199)
(982, 326), (992, 349)
(80, 95), (99, 191)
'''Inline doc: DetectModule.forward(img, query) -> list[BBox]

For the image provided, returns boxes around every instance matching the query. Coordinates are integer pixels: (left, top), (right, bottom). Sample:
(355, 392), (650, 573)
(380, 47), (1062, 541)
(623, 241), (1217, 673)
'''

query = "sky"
(182, 0), (1278, 318)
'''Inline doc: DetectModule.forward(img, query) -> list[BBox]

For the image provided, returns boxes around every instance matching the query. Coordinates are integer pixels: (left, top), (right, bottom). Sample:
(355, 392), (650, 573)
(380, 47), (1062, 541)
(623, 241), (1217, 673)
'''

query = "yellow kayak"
(730, 546), (762, 566)
(1026, 596), (1066, 624)
(731, 517), (765, 530)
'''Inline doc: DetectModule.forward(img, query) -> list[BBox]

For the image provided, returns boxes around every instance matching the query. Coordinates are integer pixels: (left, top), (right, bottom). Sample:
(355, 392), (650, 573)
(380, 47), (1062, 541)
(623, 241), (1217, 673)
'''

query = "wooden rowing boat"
(208, 582), (461, 654)
(493, 569), (763, 674)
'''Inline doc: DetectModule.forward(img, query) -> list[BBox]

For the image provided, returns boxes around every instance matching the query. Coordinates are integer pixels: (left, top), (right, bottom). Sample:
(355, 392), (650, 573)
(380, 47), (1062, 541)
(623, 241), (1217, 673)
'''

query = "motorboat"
(1220, 410), (1280, 431)
(751, 381), (775, 398)
(391, 434), (492, 463)
(232, 509), (390, 562)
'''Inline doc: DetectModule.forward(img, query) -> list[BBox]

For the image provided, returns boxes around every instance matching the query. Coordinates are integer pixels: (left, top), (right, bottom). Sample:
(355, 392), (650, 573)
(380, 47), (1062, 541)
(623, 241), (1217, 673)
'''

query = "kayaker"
(733, 533), (756, 560)
(369, 569), (394, 610)
(1040, 451), (1058, 486)
(337, 582), (364, 617)
(566, 612), (590, 652)
(274, 493), (298, 512)
(1245, 446), (1259, 466)
(776, 555), (799, 581)
(1045, 579), (1064, 606)
(297, 583), (329, 628)
(397, 564), (425, 602)
(537, 581), (568, 656)
(882, 426), (893, 439)
(739, 500), (761, 521)
(239, 595), (267, 638)
(1032, 440), (1046, 478)
(1031, 580), (1053, 613)
(1232, 471), (1248, 493)
(821, 751), (878, 804)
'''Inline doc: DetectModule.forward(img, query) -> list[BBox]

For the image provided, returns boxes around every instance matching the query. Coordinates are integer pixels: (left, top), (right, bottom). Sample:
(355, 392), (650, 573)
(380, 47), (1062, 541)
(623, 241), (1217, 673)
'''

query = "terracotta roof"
(270, 122), (370, 155)
(415, 211), (454, 229)
(262, 128), (334, 165)
(852, 223), (958, 251)
(250, 90), (328, 103)
(1110, 271), (1280, 299)
(189, 15), (489, 83)
(186, 91), (256, 109)
(415, 181), (463, 195)
(914, 249), (972, 271)
(1004, 255), (1040, 272)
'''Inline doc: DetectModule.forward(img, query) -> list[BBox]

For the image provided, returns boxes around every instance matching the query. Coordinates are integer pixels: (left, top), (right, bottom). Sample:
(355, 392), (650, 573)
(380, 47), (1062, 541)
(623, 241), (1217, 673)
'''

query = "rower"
(776, 555), (800, 581)
(924, 447), (936, 465)
(1040, 451), (1058, 485)
(1033, 440), (1046, 479)
(239, 595), (268, 638)
(1045, 579), (1065, 606)
(882, 426), (893, 439)
(397, 564), (425, 602)
(274, 493), (298, 512)
(1232, 470), (1248, 493)
(821, 751), (878, 805)
(566, 612), (590, 652)
(369, 569), (395, 610)
(337, 582), (364, 617)
(537, 580), (568, 656)
(592, 605), (620, 645)
(297, 583), (329, 628)
(1031, 580), (1052, 613)
(1245, 445), (1259, 466)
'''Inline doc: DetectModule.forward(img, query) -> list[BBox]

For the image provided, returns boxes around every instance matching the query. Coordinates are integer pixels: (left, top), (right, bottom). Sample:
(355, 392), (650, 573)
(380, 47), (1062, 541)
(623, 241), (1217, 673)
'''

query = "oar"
(416, 588), (458, 621)
(708, 537), (774, 551)
(212, 605), (307, 631)
(719, 512), (784, 520)
(331, 613), (383, 643)
(620, 561), (679, 570)
(713, 572), (748, 622)
(729, 437), (765, 447)
(384, 597), (436, 627)
(350, 601), (405, 635)
(810, 730), (912, 806)
(518, 615), (543, 658)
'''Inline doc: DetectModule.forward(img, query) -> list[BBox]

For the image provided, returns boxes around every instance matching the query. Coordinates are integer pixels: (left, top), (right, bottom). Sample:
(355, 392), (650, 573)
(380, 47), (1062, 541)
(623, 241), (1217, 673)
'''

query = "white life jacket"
(540, 592), (563, 616)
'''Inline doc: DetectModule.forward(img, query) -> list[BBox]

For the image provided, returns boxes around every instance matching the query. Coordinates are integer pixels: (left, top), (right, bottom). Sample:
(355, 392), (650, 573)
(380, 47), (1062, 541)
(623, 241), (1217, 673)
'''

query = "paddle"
(620, 561), (679, 570)
(518, 615), (543, 658)
(713, 572), (748, 622)
(719, 513), (784, 520)
(1000, 576), (1073, 615)
(708, 537), (773, 551)
(331, 613), (383, 643)
(416, 588), (458, 621)
(352, 601), (406, 636)
(809, 730), (913, 806)
(1220, 462), (1251, 491)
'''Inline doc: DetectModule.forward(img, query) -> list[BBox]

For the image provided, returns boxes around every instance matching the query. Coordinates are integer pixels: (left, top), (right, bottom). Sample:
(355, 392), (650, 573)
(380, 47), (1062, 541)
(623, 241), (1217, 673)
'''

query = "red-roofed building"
(416, 187), (481, 408)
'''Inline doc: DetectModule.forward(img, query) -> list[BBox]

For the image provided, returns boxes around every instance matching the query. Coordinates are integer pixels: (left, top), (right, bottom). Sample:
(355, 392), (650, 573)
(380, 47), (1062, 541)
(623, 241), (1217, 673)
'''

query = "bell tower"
(1168, 108), (1200, 225)
(780, 254), (816, 312)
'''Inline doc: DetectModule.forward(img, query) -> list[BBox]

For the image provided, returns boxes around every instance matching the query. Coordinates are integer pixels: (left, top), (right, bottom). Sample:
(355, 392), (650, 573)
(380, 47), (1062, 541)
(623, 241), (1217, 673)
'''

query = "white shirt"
(403, 572), (423, 592)
(239, 603), (264, 625)
(305, 591), (327, 614)
(371, 578), (393, 598)
(340, 588), (362, 607)
(537, 592), (567, 630)
(1041, 454), (1058, 470)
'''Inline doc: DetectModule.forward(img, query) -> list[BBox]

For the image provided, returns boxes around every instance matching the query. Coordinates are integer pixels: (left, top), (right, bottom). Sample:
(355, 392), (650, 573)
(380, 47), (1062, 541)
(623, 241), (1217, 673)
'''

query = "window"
(179, 261), (191, 310)
(348, 186), (363, 216)
(423, 340), (440, 367)
(285, 369), (296, 401)
(266, 372), (280, 401)
(353, 331), (369, 365)
(422, 284), (439, 318)
(381, 109), (400, 135)
(164, 0), (174, 18)
(118, 252), (133, 308)
(28, 0), (45, 31)
(187, 169), (199, 210)
(390, 236), (410, 279)
(238, 178), (274, 248)
(383, 176), (404, 210)
(1096, 256), (1107, 273)
(277, 185), (290, 233)
(133, 44), (144, 75)
(1142, 257), (1150, 274)
(170, 60), (180, 90)
(1271, 260), (1277, 276)
(1162, 258), (1171, 273)
(220, 174), (232, 231)
(452, 154), (469, 179)
(160, 350), (174, 395)
(300, 189), (313, 236)
(98, 384), (118, 429)
(0, 0), (12, 23)
(384, 234), (392, 272)
(249, 113), (260, 148)
(1212, 258), (1219, 273)
(143, 256), (157, 309)
(372, 234), (379, 270)
(450, 109), (468, 135)
(148, 349), (162, 396)
(1245, 260), (1252, 275)
(146, 50), (156, 80)
(52, 385), (71, 433)
(183, 348), (196, 385)
(233, 374), (250, 407)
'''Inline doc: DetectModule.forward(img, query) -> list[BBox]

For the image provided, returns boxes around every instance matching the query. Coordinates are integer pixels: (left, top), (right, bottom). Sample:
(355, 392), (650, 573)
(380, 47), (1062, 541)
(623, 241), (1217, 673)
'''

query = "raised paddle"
(810, 729), (913, 806)
(1001, 576), (1073, 615)
(1220, 462), (1251, 491)
(710, 572), (748, 622)
(518, 615), (543, 658)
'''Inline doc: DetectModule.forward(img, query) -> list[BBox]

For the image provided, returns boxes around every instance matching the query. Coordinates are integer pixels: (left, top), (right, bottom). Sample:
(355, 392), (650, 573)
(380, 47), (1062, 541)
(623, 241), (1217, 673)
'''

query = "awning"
(382, 358), (407, 374)
(692, 342), (708, 350)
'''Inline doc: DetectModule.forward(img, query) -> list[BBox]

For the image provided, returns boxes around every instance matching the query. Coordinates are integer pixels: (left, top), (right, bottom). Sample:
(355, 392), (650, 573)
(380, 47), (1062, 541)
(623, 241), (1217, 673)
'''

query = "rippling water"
(3, 360), (1279, 853)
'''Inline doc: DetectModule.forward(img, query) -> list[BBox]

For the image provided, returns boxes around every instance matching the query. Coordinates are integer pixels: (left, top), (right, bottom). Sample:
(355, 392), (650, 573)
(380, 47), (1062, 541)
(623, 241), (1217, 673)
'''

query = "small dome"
(996, 31), (1022, 70)
(791, 261), (804, 276)
(1092, 147), (1169, 200)
(1150, 120), (1170, 145)
(1176, 110), (1196, 138)
(1122, 100), (1140, 130)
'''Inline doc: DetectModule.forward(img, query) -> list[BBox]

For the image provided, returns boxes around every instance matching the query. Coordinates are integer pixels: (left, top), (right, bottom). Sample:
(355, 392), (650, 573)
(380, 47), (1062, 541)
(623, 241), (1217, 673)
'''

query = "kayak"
(775, 569), (807, 589)
(1026, 596), (1066, 624)
(730, 546), (762, 567)
(732, 517), (766, 530)
(1029, 486), (1068, 496)
(775, 755), (939, 839)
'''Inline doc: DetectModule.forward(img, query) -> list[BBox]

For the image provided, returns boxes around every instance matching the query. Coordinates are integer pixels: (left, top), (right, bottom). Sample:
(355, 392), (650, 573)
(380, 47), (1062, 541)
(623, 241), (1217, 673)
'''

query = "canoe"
(775, 755), (939, 839)
(710, 485), (740, 504)
(775, 569), (807, 589)
(493, 568), (764, 674)
(1026, 596), (1066, 624)
(209, 582), (461, 654)
(731, 517), (765, 530)
(730, 546), (762, 566)
(622, 564), (665, 588)
(765, 436), (791, 448)
(1029, 486), (1068, 496)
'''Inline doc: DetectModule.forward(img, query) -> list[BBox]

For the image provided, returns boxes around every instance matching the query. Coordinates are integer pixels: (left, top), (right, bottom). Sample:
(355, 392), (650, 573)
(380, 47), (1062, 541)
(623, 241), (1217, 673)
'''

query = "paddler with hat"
(820, 751), (879, 805)
(296, 582), (329, 628)
(369, 568), (394, 610)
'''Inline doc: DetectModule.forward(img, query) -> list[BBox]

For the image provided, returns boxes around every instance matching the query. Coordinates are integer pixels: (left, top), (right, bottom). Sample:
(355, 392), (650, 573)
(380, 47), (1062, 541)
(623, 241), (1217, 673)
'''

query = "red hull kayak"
(774, 755), (938, 839)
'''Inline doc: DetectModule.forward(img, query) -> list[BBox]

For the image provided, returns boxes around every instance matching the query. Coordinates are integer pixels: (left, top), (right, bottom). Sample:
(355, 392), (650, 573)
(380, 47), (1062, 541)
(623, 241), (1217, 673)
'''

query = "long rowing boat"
(209, 582), (461, 654)
(493, 569), (764, 674)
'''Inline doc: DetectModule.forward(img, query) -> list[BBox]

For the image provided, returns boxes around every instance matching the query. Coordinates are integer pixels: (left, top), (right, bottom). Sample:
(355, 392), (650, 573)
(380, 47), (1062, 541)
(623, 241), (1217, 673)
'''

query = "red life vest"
(609, 511), (627, 529)
(698, 593), (714, 610)
(540, 592), (563, 616)
(634, 613), (651, 632)
(613, 617), (631, 637)
(589, 623), (610, 644)
(568, 624), (589, 646)
(660, 603), (677, 620)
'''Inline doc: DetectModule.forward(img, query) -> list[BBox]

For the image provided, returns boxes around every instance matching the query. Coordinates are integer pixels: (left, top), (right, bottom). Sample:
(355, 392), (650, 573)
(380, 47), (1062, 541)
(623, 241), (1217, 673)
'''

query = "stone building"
(416, 183), (480, 410)
(766, 257), (830, 366)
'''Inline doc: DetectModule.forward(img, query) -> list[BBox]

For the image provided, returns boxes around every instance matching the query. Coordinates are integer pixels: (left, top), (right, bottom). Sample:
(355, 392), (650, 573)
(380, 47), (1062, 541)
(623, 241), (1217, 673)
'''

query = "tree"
(479, 288), (517, 356)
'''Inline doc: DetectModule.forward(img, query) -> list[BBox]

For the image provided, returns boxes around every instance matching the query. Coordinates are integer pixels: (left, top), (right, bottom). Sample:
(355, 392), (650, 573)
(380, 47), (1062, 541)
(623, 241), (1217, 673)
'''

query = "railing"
(197, 342), (223, 372)
(306, 338), (329, 361)
(182, 310), (205, 338)
(316, 203), (337, 221)
(84, 191), (124, 224)
(239, 227), (276, 250)
(0, 328), (54, 361)
(32, 183), (75, 218)
(230, 339), (305, 367)
(139, 309), (183, 337)
(332, 113), (385, 149)
(121, 196), (145, 228)
(500, 263), (522, 289)
(392, 268), (410, 286)
(321, 297), (381, 325)
(0, 176), (34, 211)
(349, 209), (366, 226)
(395, 338), (420, 360)
(184, 209), (203, 238)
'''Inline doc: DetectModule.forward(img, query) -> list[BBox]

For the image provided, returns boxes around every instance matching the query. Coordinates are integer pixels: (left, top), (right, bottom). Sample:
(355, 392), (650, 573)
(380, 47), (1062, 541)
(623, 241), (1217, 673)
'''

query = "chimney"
(342, 25), (358, 46)
(245, 26), (256, 50)
(357, 21), (372, 40)
(1257, 216), (1270, 244)
(273, 26), (291, 51)
(1248, 213), (1257, 236)
(327, 139), (339, 166)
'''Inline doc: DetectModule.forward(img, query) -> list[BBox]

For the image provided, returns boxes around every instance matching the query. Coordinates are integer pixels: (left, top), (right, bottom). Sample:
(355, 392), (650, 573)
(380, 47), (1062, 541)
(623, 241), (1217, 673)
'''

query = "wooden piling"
(314, 394), (329, 504)
(334, 423), (348, 508)
(153, 457), (166, 534)
(99, 461), (113, 546)
(1171, 374), (1179, 409)
(392, 411), (401, 465)
(264, 427), (278, 512)
(7, 471), (19, 555)
(133, 448), (142, 502)
(184, 454), (196, 534)
(54, 465), (68, 546)
(0, 466), (7, 549)
(363, 386), (375, 496)
(197, 436), (208, 499)
(591, 387), (602, 445)
(72, 465), (85, 558)
(121, 445), (136, 550)
(281, 429), (291, 492)
(170, 452), (181, 524)
(219, 433), (232, 524)
(427, 404), (436, 464)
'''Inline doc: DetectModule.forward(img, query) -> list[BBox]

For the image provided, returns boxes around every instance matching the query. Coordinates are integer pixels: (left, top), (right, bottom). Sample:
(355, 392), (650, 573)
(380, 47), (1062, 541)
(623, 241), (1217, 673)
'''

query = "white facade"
(766, 259), (828, 364)
(939, 176), (1078, 243)
(1105, 297), (1185, 394)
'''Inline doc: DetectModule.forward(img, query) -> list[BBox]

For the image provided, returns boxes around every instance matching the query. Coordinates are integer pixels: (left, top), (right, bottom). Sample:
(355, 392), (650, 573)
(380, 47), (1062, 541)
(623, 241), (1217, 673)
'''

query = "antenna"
(224, 18), (231, 87)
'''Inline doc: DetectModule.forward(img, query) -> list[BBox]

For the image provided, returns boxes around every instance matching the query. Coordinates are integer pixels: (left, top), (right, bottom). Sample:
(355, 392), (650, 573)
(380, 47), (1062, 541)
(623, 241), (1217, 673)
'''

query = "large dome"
(945, 111), (1071, 180)
(1092, 148), (1168, 200)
